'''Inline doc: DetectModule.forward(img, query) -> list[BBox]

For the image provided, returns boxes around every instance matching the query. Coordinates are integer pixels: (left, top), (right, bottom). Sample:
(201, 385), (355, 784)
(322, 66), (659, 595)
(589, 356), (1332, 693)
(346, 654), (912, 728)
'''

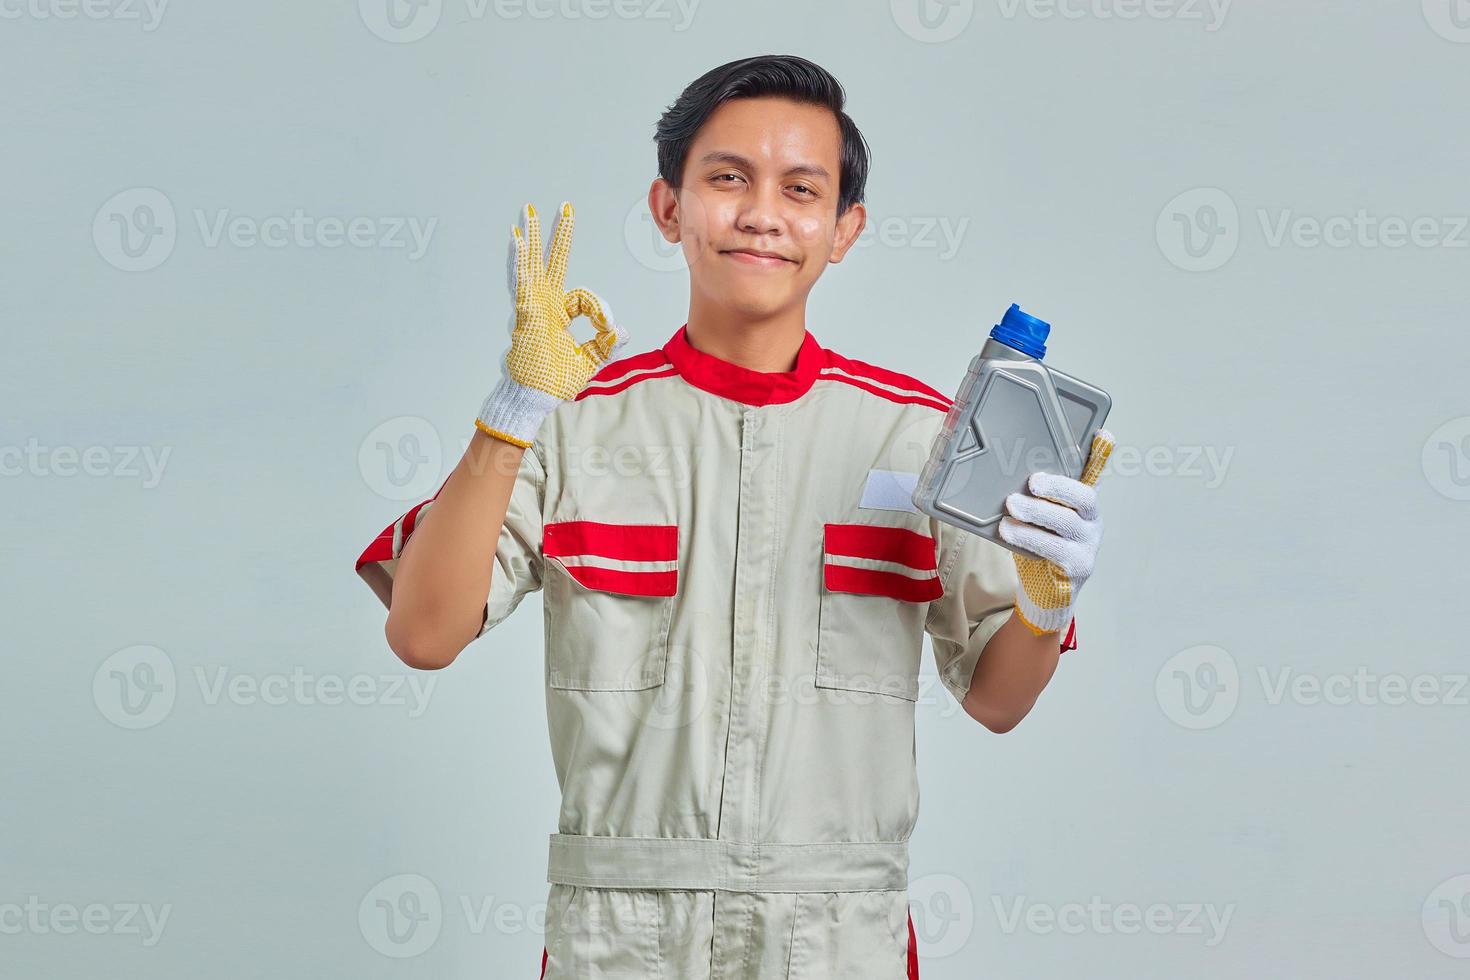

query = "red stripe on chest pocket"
(823, 523), (943, 603)
(544, 520), (678, 597)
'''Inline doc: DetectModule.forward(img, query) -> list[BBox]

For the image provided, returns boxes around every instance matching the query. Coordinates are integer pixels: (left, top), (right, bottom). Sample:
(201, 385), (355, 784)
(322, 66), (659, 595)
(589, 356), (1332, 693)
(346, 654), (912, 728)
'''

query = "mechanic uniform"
(355, 324), (1077, 979)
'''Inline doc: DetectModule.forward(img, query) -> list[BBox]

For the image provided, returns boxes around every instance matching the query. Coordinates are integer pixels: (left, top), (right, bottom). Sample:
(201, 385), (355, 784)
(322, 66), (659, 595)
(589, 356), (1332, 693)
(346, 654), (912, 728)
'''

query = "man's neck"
(684, 298), (807, 373)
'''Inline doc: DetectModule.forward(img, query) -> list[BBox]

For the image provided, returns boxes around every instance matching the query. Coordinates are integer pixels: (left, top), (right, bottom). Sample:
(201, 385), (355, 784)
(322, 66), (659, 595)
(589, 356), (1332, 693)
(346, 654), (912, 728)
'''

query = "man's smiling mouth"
(721, 248), (796, 267)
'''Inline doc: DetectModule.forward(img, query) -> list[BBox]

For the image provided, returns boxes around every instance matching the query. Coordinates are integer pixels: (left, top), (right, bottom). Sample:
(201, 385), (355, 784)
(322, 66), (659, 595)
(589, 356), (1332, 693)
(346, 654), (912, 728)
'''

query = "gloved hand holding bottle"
(476, 201), (628, 448)
(999, 429), (1116, 636)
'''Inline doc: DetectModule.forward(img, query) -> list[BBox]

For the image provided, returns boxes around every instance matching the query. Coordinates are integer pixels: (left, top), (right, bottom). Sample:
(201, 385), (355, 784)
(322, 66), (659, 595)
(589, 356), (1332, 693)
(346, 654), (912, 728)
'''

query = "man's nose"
(735, 181), (785, 237)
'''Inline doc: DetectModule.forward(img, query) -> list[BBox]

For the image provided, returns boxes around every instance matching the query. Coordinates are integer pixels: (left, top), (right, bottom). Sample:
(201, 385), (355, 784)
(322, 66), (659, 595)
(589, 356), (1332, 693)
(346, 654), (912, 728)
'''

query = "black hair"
(654, 54), (871, 216)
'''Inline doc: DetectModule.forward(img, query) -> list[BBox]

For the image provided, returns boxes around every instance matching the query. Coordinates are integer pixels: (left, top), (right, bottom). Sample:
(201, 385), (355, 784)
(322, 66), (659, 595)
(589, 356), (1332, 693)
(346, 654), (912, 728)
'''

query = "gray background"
(4, 1), (1468, 977)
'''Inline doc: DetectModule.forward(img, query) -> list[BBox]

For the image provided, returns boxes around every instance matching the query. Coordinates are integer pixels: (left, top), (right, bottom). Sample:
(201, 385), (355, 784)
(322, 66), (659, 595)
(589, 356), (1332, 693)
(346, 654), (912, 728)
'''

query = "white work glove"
(998, 430), (1115, 636)
(475, 201), (628, 448)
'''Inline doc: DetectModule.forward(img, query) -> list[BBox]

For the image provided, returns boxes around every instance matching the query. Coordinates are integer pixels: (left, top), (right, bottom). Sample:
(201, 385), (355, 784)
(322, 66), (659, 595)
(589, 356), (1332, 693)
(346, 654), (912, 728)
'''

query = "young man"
(356, 55), (1113, 980)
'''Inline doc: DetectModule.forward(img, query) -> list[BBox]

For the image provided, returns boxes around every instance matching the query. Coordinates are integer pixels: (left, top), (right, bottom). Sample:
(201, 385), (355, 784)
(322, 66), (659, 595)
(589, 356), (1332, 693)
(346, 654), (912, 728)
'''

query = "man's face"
(649, 96), (866, 320)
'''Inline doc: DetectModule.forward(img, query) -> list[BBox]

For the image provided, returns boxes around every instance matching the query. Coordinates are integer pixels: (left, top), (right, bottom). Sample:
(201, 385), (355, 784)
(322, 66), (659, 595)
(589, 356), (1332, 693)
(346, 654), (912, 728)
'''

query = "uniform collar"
(661, 323), (827, 406)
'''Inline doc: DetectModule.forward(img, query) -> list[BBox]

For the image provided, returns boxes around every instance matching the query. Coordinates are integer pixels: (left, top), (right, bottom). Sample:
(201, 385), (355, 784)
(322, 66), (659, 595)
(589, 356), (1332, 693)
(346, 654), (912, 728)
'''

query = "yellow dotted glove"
(475, 201), (628, 448)
(998, 429), (1116, 636)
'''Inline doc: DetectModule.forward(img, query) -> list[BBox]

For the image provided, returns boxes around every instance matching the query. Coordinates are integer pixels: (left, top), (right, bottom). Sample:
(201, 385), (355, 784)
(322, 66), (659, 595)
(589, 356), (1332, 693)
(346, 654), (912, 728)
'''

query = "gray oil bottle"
(913, 304), (1112, 553)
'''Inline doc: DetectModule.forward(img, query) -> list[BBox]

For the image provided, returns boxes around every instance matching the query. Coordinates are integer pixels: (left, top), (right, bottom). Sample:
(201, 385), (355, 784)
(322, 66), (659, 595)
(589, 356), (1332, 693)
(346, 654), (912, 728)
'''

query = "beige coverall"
(356, 324), (1076, 979)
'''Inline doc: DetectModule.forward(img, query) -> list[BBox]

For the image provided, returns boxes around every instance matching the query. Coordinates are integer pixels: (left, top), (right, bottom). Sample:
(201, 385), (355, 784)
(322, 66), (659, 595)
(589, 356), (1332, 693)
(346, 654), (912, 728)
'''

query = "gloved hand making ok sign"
(476, 201), (628, 448)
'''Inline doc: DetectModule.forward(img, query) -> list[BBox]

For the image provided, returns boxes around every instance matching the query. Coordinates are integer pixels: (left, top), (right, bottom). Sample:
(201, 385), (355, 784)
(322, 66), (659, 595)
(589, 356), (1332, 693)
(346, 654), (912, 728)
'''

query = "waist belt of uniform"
(546, 833), (909, 893)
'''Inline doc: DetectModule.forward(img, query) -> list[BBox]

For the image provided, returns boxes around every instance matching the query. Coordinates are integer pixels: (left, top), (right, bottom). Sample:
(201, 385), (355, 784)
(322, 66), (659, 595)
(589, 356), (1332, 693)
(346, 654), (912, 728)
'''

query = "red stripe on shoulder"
(574, 350), (675, 401)
(820, 350), (953, 410)
(820, 373), (951, 412)
(590, 349), (669, 385)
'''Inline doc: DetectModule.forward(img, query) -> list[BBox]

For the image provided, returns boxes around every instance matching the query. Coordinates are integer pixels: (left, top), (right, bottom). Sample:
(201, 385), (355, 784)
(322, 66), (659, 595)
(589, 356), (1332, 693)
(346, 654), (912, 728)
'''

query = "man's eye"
(791, 184), (813, 196)
(714, 173), (743, 184)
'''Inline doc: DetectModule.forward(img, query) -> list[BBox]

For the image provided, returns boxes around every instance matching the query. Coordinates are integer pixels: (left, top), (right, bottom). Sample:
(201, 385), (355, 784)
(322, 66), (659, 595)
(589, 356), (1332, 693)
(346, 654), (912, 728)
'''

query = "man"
(356, 54), (1113, 979)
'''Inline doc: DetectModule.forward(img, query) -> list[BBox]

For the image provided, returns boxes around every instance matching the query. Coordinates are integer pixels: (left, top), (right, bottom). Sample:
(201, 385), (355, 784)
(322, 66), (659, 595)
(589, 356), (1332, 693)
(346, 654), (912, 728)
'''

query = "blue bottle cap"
(989, 303), (1049, 359)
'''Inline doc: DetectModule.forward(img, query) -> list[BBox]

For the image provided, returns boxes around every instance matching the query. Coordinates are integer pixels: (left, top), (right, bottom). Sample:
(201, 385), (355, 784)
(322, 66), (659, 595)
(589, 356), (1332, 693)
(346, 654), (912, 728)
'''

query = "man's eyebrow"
(698, 151), (831, 180)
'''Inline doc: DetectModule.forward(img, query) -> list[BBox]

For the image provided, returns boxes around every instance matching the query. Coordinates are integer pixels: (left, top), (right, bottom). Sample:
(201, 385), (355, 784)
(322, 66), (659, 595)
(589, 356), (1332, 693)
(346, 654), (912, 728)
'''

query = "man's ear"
(647, 178), (681, 244)
(828, 202), (867, 264)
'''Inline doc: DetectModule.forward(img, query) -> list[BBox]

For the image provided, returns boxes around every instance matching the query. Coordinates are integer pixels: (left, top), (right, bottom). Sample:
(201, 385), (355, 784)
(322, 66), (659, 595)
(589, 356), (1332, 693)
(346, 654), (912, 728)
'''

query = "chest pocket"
(542, 520), (678, 692)
(816, 522), (942, 702)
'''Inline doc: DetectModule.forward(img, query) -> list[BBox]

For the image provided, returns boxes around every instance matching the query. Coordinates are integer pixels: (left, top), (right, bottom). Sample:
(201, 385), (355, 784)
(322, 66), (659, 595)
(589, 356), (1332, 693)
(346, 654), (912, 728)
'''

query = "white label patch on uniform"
(859, 468), (919, 513)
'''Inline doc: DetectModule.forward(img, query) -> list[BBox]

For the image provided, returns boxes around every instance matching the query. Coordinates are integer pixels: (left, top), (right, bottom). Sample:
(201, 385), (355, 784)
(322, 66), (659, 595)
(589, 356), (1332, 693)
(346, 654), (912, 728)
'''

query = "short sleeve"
(354, 442), (547, 638)
(923, 518), (1079, 704)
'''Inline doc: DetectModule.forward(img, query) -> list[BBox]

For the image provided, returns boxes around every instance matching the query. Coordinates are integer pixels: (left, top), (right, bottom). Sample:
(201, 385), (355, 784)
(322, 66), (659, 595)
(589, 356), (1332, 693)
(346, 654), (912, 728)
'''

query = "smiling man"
(356, 54), (1113, 979)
